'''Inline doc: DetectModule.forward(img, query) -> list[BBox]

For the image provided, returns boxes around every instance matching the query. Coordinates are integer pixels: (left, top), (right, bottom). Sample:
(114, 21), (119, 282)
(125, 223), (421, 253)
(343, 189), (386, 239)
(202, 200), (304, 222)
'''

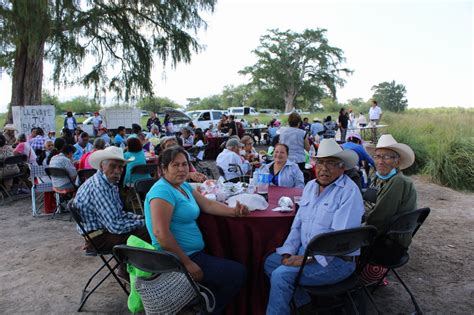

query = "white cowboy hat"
(367, 134), (415, 170)
(89, 146), (135, 170)
(3, 124), (17, 131)
(316, 139), (358, 169)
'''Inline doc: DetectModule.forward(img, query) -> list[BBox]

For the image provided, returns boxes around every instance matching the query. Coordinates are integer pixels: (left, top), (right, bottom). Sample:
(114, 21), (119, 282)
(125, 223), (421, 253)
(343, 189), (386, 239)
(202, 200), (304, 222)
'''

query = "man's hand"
(234, 201), (250, 217)
(188, 171), (207, 183)
(184, 261), (204, 282)
(281, 255), (308, 267)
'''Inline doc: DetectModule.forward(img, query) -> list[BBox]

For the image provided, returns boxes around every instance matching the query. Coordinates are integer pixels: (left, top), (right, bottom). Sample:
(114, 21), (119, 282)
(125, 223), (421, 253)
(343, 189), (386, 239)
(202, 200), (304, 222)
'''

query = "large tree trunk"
(283, 91), (296, 113)
(5, 0), (48, 125)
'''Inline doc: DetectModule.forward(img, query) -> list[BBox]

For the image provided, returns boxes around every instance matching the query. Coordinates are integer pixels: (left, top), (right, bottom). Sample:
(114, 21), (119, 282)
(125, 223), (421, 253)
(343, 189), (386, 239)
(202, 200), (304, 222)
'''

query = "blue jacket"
(268, 160), (305, 188)
(341, 142), (374, 167)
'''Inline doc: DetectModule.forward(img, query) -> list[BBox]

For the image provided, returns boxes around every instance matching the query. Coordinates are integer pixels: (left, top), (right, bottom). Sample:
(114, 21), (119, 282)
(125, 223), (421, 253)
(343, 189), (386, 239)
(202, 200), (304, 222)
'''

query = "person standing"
(2, 124), (17, 146)
(91, 112), (103, 137)
(146, 112), (162, 132)
(338, 108), (349, 143)
(279, 112), (310, 170)
(64, 112), (77, 133)
(369, 100), (382, 125)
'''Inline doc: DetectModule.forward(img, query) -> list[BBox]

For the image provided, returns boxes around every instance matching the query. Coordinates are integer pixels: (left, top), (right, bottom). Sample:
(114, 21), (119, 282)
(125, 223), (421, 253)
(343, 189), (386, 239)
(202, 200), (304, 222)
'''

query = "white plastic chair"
(29, 164), (54, 216)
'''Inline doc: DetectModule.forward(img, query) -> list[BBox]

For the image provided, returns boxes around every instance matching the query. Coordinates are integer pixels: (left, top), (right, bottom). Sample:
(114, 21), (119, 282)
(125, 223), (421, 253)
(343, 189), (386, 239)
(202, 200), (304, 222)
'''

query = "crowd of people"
(0, 100), (420, 314)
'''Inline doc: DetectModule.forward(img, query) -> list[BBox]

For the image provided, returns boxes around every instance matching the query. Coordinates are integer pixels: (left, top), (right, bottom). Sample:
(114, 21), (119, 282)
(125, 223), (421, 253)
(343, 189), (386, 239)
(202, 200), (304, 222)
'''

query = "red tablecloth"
(204, 136), (228, 160)
(198, 186), (303, 315)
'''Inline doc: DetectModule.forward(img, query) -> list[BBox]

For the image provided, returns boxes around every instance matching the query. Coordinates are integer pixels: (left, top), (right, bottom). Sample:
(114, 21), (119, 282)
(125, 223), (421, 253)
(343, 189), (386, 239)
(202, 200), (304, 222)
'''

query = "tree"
(371, 81), (408, 112)
(240, 29), (351, 113)
(186, 94), (222, 110)
(0, 0), (215, 123)
(61, 96), (100, 113)
(136, 96), (179, 112)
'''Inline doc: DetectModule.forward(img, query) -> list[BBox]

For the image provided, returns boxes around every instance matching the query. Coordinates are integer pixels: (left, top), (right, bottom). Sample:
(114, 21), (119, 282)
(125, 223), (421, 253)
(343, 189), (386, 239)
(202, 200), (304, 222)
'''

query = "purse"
(135, 272), (215, 315)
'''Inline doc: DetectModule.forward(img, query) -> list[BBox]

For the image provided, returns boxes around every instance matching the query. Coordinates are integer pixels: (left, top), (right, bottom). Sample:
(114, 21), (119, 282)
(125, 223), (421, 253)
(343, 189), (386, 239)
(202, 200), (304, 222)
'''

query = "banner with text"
(12, 105), (56, 136)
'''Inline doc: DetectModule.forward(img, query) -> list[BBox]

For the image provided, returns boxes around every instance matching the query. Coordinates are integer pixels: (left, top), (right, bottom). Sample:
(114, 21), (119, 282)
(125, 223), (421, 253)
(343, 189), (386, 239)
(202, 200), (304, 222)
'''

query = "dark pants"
(85, 226), (151, 252)
(190, 251), (246, 314)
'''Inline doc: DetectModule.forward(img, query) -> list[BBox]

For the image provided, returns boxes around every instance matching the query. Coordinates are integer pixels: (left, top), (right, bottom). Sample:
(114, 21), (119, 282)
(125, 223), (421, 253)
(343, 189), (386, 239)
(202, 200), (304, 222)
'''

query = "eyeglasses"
(374, 154), (398, 162)
(314, 159), (343, 170)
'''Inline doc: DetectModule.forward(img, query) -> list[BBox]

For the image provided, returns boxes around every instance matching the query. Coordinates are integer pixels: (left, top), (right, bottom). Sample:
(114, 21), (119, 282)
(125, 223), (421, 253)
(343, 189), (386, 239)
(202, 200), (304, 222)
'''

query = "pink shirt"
(14, 142), (37, 164)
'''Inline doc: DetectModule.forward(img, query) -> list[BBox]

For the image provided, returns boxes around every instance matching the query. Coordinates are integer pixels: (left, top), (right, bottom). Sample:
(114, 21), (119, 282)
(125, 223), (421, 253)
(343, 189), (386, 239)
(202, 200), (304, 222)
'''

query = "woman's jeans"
(264, 252), (355, 315)
(190, 251), (246, 314)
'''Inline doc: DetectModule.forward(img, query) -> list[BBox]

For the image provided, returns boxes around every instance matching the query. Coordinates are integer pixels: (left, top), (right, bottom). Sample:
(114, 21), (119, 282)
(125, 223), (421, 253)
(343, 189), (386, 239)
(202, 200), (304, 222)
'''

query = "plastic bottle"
(309, 144), (316, 157)
(257, 164), (270, 195)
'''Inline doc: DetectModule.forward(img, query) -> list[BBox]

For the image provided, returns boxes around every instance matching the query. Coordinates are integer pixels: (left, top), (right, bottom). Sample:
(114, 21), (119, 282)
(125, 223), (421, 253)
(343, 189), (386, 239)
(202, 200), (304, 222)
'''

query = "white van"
(228, 106), (259, 116)
(186, 110), (227, 130)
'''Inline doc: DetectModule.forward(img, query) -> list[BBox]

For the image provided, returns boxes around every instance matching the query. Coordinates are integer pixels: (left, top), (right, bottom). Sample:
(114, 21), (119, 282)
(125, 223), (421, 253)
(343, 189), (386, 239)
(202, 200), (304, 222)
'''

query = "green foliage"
(371, 81), (408, 112)
(320, 97), (342, 113)
(186, 95), (223, 111)
(60, 96), (100, 113)
(346, 98), (371, 114)
(240, 28), (351, 112)
(136, 96), (179, 112)
(383, 109), (474, 191)
(42, 90), (60, 109)
(0, 0), (216, 101)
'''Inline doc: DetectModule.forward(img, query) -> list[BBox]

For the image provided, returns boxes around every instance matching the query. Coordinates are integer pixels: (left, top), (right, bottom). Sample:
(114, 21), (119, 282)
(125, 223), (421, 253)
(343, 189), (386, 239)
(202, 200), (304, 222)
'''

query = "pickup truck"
(79, 108), (141, 134)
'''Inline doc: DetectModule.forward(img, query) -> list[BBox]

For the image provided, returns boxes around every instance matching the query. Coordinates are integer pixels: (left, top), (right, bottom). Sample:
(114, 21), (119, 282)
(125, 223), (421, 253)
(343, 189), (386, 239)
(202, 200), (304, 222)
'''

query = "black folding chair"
(292, 226), (379, 314)
(134, 178), (158, 215)
(67, 200), (129, 312)
(77, 169), (97, 186)
(45, 167), (77, 219)
(0, 154), (28, 203)
(113, 245), (214, 314)
(127, 163), (158, 212)
(363, 207), (431, 314)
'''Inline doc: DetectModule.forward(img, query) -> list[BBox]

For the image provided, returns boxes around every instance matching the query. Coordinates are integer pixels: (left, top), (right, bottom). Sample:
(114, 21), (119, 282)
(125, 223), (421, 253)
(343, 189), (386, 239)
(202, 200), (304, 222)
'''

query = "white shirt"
(66, 117), (75, 130)
(92, 116), (102, 128)
(216, 148), (250, 181)
(369, 106), (382, 120)
(195, 140), (205, 160)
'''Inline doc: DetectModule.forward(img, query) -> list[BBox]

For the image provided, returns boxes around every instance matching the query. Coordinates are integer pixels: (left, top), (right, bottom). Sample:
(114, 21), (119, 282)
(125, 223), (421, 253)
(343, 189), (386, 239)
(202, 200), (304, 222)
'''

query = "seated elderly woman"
(0, 134), (20, 192)
(264, 139), (363, 315)
(123, 137), (151, 187)
(180, 127), (194, 148)
(145, 146), (248, 313)
(361, 135), (417, 282)
(49, 144), (77, 190)
(267, 143), (304, 188)
(240, 135), (259, 162)
(14, 133), (37, 165)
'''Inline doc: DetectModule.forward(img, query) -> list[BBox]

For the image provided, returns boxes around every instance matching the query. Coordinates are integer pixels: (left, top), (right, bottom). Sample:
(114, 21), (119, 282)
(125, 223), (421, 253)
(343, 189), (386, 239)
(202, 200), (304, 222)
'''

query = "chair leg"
(392, 269), (423, 314)
(362, 285), (381, 314)
(100, 254), (129, 296)
(346, 291), (359, 315)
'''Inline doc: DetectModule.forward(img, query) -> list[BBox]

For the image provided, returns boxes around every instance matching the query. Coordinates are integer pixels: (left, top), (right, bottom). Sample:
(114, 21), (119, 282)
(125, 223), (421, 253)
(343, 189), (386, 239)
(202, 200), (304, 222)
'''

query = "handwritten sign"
(12, 105), (55, 136)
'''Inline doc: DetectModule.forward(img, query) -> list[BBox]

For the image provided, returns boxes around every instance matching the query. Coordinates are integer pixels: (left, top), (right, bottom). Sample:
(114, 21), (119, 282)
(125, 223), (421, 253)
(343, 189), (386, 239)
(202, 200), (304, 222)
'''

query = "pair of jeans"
(264, 252), (355, 315)
(190, 251), (246, 314)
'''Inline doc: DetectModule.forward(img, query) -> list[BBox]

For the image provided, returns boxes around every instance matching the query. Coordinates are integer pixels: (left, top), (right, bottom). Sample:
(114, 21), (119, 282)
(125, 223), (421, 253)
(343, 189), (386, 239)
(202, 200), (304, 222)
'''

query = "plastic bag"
(227, 193), (268, 211)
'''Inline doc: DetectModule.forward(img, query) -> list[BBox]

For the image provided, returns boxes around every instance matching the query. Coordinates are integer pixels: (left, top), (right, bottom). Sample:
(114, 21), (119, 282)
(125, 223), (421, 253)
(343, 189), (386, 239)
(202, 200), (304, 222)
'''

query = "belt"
(86, 230), (104, 239)
(338, 256), (355, 262)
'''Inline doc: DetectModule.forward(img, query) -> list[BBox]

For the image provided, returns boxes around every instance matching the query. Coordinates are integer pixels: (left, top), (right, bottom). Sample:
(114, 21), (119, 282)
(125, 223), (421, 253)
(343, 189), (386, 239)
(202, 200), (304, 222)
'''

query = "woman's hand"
(184, 260), (204, 282)
(188, 171), (207, 183)
(234, 201), (250, 217)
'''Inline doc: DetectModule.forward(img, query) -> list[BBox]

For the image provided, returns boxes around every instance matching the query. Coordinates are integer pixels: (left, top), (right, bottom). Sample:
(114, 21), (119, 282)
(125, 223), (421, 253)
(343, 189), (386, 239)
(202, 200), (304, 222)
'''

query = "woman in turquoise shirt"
(123, 137), (150, 187)
(144, 146), (249, 314)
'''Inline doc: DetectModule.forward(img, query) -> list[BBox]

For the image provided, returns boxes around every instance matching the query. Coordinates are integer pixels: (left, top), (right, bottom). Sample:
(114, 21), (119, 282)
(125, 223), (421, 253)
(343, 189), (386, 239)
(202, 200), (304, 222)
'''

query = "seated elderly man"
(216, 138), (251, 182)
(264, 139), (363, 315)
(73, 146), (150, 252)
(159, 136), (207, 183)
(361, 135), (417, 282)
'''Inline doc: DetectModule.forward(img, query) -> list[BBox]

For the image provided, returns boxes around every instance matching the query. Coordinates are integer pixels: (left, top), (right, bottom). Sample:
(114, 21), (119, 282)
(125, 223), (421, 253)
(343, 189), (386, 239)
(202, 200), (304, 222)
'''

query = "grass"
(2, 108), (473, 191)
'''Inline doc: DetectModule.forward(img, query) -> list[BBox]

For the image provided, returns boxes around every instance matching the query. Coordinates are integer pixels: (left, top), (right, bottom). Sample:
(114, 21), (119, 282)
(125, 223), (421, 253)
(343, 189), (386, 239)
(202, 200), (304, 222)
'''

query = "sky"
(0, 0), (472, 112)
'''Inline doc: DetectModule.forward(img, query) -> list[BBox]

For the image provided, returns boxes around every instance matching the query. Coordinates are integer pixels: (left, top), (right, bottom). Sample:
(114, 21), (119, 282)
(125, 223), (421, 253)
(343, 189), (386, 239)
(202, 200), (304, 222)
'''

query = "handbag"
(135, 272), (215, 315)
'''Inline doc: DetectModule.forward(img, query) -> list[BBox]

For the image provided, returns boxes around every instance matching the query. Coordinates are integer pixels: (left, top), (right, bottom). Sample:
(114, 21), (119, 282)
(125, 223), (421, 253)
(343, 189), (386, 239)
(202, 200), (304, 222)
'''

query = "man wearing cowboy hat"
(2, 124), (17, 146)
(73, 146), (150, 252)
(264, 139), (365, 315)
(364, 134), (417, 248)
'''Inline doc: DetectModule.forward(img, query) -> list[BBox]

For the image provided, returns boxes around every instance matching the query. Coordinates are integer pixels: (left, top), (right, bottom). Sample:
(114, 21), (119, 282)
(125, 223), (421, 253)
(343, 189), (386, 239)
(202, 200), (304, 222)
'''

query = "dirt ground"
(0, 175), (473, 314)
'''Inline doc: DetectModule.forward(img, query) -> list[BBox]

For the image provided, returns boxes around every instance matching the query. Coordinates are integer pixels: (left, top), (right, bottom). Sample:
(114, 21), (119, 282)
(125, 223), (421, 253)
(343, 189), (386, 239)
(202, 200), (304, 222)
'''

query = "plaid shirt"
(30, 135), (46, 151)
(73, 170), (144, 235)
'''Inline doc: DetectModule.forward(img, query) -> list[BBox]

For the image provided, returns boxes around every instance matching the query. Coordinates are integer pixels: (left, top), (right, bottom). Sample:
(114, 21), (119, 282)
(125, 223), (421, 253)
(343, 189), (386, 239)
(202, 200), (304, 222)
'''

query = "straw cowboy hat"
(316, 139), (358, 169)
(89, 146), (134, 170)
(367, 134), (415, 170)
(3, 124), (16, 131)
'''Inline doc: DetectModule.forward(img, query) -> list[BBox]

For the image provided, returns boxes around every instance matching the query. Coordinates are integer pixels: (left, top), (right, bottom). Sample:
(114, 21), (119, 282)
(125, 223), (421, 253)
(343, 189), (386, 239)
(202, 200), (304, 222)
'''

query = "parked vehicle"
(140, 111), (149, 117)
(79, 108), (141, 135)
(186, 110), (227, 130)
(228, 106), (259, 116)
(259, 109), (280, 115)
(155, 107), (192, 133)
(284, 109), (310, 115)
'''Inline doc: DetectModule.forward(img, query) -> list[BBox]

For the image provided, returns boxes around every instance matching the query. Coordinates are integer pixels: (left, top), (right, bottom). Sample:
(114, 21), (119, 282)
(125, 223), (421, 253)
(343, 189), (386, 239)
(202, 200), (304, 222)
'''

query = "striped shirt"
(73, 170), (144, 235)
